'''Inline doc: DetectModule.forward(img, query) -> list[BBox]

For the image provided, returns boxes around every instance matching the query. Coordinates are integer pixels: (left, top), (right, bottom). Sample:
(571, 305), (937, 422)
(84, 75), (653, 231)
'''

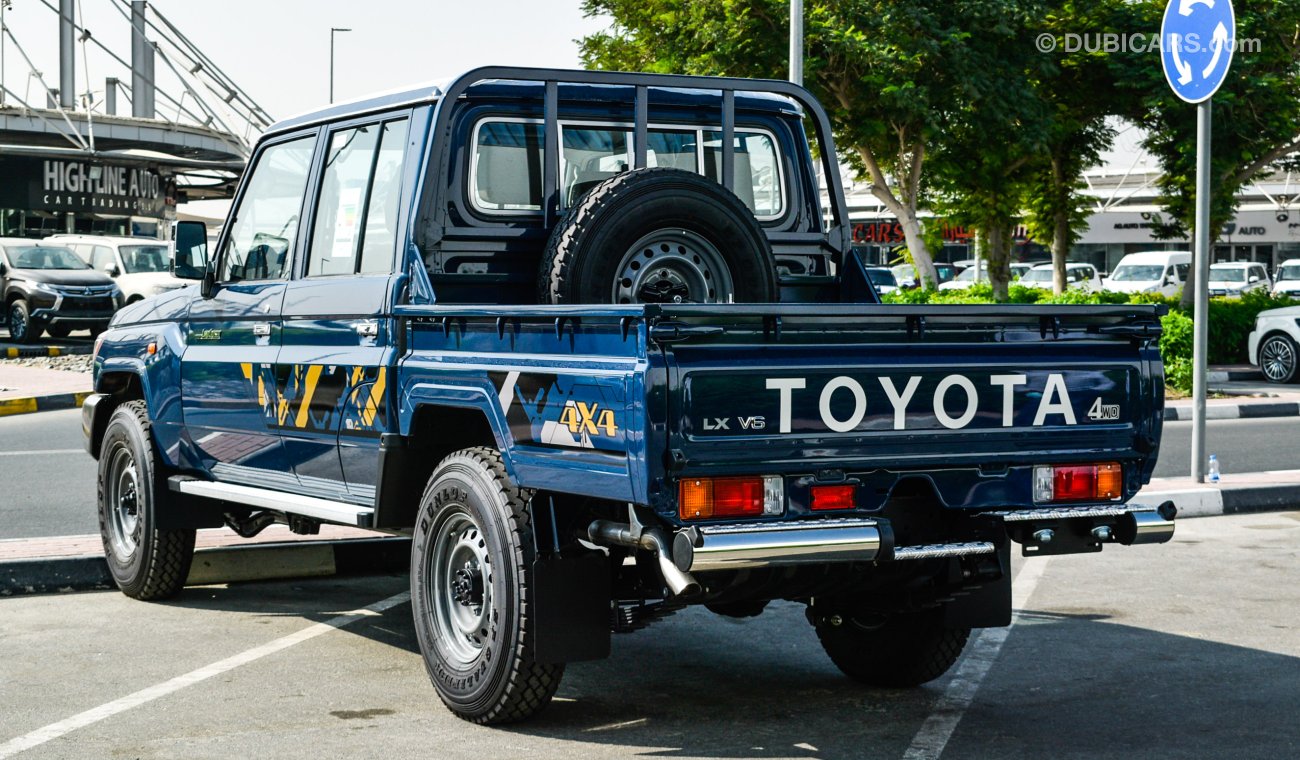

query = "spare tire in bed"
(538, 167), (779, 305)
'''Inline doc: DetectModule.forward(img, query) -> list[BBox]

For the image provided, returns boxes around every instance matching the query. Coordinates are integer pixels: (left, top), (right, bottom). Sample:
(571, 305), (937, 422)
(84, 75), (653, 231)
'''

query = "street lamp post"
(330, 27), (351, 104)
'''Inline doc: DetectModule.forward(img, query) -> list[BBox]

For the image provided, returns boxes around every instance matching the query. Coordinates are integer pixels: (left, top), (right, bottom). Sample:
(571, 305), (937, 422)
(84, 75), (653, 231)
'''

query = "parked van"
(1273, 258), (1300, 298)
(1102, 251), (1190, 296)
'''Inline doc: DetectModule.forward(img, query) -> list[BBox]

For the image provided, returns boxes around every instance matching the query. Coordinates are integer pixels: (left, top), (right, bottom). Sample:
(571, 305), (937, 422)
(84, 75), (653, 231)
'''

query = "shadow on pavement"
(148, 578), (1299, 759)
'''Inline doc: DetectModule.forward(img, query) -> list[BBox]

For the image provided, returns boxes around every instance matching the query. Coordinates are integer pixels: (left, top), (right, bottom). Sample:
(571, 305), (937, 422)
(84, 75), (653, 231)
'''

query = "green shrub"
(1164, 355), (1194, 394)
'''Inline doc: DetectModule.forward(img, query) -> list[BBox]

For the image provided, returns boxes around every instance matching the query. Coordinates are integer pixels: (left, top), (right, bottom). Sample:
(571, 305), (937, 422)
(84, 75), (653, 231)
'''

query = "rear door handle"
(355, 322), (378, 339)
(252, 323), (271, 337)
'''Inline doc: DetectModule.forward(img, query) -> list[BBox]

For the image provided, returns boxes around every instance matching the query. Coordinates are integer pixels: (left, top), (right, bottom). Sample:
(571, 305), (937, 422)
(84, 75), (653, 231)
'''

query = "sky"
(0, 0), (610, 123)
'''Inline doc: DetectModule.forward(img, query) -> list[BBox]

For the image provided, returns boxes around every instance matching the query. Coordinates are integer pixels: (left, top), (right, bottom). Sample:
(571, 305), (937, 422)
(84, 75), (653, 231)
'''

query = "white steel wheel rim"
(429, 510), (493, 665)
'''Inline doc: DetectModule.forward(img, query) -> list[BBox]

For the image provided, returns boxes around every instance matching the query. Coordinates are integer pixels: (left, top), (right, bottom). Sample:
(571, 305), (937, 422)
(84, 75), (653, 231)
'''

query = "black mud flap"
(943, 540), (1012, 629)
(531, 552), (612, 664)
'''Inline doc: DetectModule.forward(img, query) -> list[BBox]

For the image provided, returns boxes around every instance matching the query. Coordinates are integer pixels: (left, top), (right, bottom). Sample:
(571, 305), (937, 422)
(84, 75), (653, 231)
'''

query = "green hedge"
(881, 286), (1300, 392)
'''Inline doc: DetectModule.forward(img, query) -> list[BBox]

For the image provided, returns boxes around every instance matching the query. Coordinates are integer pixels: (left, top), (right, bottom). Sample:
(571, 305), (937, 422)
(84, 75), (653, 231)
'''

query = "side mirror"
(106, 263), (121, 277)
(0, 261), (7, 276)
(170, 221), (210, 280)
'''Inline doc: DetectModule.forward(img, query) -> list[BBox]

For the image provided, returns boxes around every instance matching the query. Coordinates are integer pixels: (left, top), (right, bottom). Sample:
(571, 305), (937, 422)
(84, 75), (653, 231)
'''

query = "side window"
(219, 136), (315, 282)
(647, 129), (697, 172)
(562, 126), (629, 206)
(1176, 263), (1190, 281)
(704, 131), (784, 218)
(359, 120), (410, 274)
(472, 121), (544, 213)
(308, 118), (410, 277)
(91, 246), (116, 271)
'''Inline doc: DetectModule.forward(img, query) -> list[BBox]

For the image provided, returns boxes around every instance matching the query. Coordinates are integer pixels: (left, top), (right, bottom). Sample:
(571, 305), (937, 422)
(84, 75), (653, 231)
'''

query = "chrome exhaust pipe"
(1116, 501), (1177, 545)
(587, 519), (701, 597)
(672, 518), (883, 573)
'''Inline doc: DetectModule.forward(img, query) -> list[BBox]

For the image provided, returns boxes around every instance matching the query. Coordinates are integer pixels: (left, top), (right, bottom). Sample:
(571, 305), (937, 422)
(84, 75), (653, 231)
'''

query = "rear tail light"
(1034, 462), (1122, 503)
(811, 484), (856, 511)
(679, 476), (783, 520)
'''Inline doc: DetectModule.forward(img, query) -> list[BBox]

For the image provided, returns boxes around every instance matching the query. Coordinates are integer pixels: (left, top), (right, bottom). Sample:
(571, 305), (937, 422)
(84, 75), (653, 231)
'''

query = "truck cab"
(84, 67), (1174, 725)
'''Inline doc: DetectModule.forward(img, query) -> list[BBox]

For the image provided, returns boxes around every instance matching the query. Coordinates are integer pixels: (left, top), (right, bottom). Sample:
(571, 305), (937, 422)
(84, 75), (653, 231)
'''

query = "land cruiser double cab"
(85, 67), (1175, 724)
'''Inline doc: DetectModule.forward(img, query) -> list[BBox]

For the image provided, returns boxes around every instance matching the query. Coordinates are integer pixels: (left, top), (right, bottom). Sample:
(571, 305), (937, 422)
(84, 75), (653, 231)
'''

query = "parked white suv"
(1018, 262), (1101, 292)
(1249, 306), (1300, 383)
(45, 235), (188, 303)
(1208, 262), (1270, 298)
(1273, 259), (1300, 298)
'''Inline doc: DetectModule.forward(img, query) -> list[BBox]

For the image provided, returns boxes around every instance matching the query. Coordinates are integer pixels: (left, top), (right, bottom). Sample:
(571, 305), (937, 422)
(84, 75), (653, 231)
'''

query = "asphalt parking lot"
(1, 510), (1296, 759)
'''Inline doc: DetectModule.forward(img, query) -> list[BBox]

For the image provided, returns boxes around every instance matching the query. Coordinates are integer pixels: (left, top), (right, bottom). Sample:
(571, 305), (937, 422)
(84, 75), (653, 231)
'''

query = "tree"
(1107, 1), (1300, 307)
(579, 0), (1015, 290)
(1021, 2), (1130, 295)
(927, 1), (1051, 301)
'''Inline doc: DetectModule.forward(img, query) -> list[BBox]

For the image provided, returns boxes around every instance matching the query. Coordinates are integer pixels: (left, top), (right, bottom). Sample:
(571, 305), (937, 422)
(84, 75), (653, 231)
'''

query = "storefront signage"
(0, 156), (174, 217)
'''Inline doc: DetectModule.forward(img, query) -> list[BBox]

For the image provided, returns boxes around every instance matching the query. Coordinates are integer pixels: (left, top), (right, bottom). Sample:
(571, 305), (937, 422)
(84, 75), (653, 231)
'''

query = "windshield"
(1021, 268), (1053, 283)
(6, 246), (89, 270)
(1277, 265), (1300, 281)
(1109, 265), (1164, 282)
(1209, 268), (1246, 283)
(955, 267), (987, 282)
(120, 245), (170, 274)
(866, 269), (897, 287)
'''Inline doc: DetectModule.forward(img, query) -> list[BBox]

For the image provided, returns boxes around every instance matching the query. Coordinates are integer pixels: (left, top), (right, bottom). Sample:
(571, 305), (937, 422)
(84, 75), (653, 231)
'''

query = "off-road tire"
(815, 607), (970, 688)
(97, 400), (196, 600)
(1259, 333), (1299, 384)
(7, 298), (41, 344)
(538, 167), (778, 305)
(410, 447), (563, 724)
(45, 324), (73, 339)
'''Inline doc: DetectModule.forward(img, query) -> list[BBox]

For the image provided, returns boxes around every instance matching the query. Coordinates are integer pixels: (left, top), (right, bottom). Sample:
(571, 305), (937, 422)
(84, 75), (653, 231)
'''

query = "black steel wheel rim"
(612, 229), (735, 304)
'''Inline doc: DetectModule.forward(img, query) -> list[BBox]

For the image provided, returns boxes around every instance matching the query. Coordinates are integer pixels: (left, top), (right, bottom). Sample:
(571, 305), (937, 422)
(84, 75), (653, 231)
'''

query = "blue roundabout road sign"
(1161, 0), (1236, 103)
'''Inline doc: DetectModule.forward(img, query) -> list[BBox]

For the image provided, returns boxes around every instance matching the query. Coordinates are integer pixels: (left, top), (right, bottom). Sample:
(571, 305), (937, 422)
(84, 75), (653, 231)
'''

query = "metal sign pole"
(789, 0), (803, 86)
(1191, 100), (1211, 482)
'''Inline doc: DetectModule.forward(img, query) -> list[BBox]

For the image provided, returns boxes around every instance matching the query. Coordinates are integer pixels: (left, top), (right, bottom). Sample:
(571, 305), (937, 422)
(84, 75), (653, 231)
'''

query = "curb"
(0, 390), (93, 418)
(3, 345), (93, 358)
(1163, 402), (1300, 421)
(1207, 370), (1262, 383)
(0, 536), (411, 596)
(1136, 482), (1300, 519)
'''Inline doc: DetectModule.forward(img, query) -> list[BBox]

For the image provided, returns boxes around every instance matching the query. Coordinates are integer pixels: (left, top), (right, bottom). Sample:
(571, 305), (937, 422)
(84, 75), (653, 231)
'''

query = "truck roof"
(266, 67), (804, 138)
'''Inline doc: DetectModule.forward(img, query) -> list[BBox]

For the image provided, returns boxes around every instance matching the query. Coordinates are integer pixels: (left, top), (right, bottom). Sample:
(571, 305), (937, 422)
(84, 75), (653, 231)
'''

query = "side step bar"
(170, 477), (375, 529)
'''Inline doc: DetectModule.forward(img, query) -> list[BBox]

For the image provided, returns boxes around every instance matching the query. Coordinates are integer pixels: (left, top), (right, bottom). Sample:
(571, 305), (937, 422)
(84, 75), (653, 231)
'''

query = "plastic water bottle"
(1208, 454), (1220, 483)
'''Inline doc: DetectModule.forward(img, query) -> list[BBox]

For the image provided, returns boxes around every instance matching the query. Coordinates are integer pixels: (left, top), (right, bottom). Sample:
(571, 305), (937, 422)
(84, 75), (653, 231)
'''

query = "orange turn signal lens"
(679, 476), (783, 520)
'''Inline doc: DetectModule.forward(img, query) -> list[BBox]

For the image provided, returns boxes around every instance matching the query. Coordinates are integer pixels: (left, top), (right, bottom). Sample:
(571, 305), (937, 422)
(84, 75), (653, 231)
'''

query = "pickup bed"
(83, 67), (1174, 725)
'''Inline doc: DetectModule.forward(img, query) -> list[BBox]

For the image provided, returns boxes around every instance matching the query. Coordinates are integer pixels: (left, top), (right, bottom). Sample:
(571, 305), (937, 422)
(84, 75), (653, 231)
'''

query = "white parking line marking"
(0, 448), (83, 456)
(0, 590), (411, 759)
(902, 558), (1051, 760)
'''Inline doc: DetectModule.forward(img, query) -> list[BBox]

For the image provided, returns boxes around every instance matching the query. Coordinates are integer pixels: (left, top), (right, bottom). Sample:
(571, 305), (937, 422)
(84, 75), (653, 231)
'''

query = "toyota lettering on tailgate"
(687, 370), (1129, 435)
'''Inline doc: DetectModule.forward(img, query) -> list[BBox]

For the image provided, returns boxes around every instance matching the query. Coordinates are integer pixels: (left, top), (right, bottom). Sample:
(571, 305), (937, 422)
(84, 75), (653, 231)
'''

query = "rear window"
(469, 119), (785, 220)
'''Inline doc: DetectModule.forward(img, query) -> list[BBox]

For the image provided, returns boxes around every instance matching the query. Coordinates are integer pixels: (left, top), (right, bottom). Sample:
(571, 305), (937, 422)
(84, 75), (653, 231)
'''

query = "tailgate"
(655, 304), (1163, 484)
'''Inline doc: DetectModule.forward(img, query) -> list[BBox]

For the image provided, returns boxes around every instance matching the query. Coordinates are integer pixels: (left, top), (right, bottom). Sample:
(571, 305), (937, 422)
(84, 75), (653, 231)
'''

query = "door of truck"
(180, 132), (318, 482)
(277, 114), (413, 502)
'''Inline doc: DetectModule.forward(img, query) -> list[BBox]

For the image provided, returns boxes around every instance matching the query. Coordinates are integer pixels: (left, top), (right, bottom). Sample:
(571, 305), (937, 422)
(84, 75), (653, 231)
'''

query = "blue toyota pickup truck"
(83, 67), (1174, 724)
